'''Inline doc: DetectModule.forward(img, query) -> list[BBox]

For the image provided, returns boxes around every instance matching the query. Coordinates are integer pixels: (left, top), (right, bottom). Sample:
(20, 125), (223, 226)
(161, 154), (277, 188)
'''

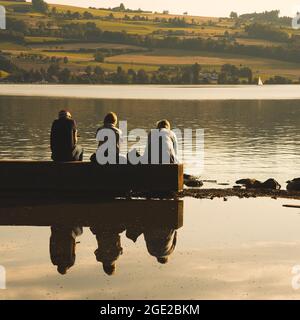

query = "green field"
(1, 1), (299, 81)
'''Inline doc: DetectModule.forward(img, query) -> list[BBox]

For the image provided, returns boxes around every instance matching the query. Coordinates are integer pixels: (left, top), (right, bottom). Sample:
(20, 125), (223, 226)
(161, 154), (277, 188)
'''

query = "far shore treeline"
(0, 0), (299, 84)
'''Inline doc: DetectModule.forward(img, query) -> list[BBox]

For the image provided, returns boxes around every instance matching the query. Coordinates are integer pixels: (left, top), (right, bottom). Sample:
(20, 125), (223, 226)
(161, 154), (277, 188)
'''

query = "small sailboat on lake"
(258, 77), (264, 86)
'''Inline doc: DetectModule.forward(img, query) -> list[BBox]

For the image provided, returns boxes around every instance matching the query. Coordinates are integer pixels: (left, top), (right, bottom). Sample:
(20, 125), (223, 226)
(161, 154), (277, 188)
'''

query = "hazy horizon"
(42, 0), (300, 17)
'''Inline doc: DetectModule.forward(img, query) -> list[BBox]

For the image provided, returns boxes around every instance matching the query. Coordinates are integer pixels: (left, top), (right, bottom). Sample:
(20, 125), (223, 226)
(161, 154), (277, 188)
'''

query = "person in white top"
(144, 119), (178, 164)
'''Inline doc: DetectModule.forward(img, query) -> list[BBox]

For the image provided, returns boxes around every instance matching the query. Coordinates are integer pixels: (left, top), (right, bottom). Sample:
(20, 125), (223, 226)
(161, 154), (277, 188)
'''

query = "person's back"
(91, 112), (124, 164)
(144, 119), (178, 164)
(50, 110), (83, 162)
(50, 225), (83, 275)
(144, 228), (177, 264)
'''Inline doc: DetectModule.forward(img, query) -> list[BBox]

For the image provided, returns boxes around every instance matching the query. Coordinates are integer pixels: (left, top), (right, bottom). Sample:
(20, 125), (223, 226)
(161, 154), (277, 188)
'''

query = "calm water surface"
(0, 95), (299, 185)
(1, 87), (300, 299)
(1, 198), (300, 299)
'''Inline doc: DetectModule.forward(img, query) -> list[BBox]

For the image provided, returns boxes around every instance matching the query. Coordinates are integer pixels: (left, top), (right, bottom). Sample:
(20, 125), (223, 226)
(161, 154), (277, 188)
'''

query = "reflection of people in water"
(49, 226), (83, 275)
(90, 225), (125, 276)
(144, 229), (177, 264)
(126, 227), (177, 264)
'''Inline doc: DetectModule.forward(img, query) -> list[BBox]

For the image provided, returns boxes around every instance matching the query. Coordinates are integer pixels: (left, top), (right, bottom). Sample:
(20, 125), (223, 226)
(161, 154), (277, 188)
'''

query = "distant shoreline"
(1, 84), (300, 100)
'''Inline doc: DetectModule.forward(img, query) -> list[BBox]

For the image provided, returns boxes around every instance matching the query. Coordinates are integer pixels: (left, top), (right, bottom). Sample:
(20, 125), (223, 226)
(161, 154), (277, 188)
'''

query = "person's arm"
(50, 121), (55, 152)
(118, 128), (123, 143)
(172, 131), (178, 157)
(73, 120), (78, 145)
(74, 129), (78, 145)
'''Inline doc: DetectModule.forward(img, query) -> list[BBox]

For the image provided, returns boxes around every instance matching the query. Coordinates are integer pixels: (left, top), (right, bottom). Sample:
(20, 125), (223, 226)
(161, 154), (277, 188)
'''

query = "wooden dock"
(0, 161), (184, 194)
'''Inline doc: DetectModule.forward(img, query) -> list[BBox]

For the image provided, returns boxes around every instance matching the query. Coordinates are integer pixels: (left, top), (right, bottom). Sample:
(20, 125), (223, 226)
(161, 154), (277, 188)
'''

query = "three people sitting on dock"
(51, 110), (178, 164)
(50, 110), (83, 162)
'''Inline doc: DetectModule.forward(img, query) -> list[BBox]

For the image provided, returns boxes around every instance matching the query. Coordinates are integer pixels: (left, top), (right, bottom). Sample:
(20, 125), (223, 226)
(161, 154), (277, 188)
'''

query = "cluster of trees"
(245, 23), (290, 42)
(32, 0), (48, 13)
(16, 52), (69, 64)
(50, 7), (95, 20)
(49, 7), (189, 26)
(91, 3), (151, 14)
(239, 10), (292, 26)
(218, 64), (253, 84)
(265, 76), (293, 84)
(0, 53), (296, 85)
(123, 14), (150, 22)
(164, 17), (189, 27)
(0, 30), (24, 43)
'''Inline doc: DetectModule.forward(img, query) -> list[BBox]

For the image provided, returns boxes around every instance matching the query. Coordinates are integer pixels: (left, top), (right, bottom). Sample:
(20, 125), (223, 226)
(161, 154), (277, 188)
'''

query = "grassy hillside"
(1, 1), (300, 83)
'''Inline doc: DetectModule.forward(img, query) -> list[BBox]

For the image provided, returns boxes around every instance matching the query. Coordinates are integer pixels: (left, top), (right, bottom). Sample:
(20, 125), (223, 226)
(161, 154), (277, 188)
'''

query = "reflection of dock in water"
(0, 198), (183, 229)
(0, 197), (184, 275)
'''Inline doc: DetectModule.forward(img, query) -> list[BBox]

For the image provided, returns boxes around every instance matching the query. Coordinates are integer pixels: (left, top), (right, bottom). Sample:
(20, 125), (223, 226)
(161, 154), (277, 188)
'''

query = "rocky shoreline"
(179, 188), (300, 200)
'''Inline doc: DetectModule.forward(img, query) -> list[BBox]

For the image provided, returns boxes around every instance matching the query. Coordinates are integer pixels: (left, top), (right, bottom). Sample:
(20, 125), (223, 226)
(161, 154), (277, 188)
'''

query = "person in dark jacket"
(49, 225), (83, 275)
(50, 110), (83, 161)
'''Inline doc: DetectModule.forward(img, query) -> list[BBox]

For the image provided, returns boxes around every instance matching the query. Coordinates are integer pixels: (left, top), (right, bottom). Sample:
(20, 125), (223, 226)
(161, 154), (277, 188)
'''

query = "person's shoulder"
(67, 118), (76, 124)
(66, 118), (76, 128)
(51, 119), (59, 127)
(170, 130), (177, 138)
(114, 127), (122, 134)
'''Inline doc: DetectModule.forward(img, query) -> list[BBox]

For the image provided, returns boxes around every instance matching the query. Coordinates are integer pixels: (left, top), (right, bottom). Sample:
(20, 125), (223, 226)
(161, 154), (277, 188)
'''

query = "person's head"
(156, 119), (171, 130)
(103, 262), (116, 275)
(57, 265), (69, 275)
(157, 256), (169, 264)
(58, 110), (72, 119)
(104, 112), (118, 126)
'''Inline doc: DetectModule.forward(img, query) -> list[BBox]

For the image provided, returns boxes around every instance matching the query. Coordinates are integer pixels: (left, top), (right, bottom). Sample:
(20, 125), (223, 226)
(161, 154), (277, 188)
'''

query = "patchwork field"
(106, 49), (300, 80)
(0, 1), (299, 82)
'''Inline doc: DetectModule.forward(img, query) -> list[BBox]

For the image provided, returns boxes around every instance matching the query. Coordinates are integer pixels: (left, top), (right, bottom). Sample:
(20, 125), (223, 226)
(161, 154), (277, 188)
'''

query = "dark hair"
(57, 265), (68, 275)
(156, 119), (170, 130)
(157, 257), (169, 264)
(103, 263), (116, 275)
(59, 110), (71, 118)
(104, 112), (117, 125)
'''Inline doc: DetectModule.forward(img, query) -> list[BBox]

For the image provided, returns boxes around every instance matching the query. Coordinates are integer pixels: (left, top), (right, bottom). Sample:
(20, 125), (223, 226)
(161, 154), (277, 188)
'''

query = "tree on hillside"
(32, 0), (48, 13)
(94, 51), (104, 63)
(230, 12), (238, 19)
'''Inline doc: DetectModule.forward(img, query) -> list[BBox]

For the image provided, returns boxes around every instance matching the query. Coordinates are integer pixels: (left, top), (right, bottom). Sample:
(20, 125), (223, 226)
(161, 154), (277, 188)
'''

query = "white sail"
(258, 77), (263, 86)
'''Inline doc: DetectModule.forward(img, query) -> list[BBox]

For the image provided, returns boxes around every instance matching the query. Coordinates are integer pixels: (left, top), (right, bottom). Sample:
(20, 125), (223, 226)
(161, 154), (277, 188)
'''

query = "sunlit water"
(1, 86), (300, 299)
(0, 94), (299, 185)
(1, 198), (300, 299)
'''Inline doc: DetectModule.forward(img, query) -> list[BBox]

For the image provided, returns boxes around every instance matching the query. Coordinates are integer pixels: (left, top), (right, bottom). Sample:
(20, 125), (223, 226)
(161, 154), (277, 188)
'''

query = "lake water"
(1, 85), (300, 299)
(1, 197), (300, 299)
(0, 89), (300, 185)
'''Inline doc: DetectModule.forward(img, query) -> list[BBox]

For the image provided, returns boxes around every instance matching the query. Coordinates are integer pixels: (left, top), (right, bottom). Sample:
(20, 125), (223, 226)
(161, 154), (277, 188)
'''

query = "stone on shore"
(236, 178), (281, 190)
(287, 178), (300, 191)
(184, 174), (203, 188)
